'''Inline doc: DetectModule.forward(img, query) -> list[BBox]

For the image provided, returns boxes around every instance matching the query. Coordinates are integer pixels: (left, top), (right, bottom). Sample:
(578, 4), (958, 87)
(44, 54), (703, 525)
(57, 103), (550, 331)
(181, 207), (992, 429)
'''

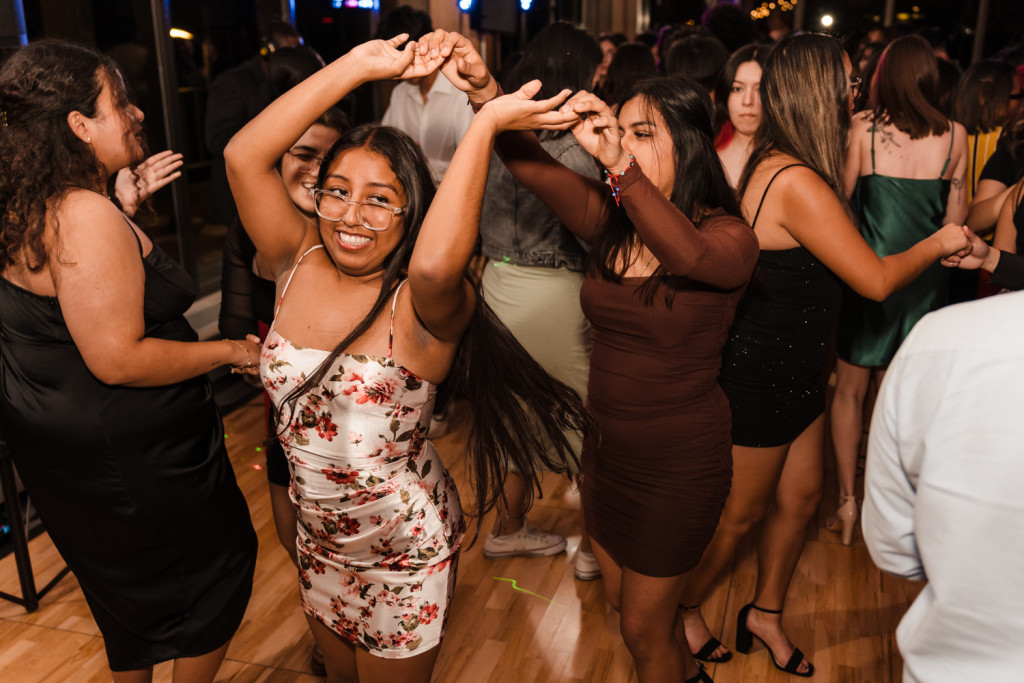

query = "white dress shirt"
(864, 291), (1024, 683)
(381, 75), (475, 184)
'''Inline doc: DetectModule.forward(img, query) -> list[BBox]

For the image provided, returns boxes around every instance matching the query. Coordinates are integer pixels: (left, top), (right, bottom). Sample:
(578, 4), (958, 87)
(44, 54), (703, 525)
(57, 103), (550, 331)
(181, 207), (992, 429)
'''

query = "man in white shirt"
(863, 291), (1024, 683)
(382, 70), (474, 184)
(377, 7), (474, 184)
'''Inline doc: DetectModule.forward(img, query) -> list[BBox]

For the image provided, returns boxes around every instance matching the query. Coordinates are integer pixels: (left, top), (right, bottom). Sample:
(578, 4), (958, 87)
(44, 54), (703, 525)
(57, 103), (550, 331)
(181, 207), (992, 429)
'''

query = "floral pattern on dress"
(261, 327), (464, 659)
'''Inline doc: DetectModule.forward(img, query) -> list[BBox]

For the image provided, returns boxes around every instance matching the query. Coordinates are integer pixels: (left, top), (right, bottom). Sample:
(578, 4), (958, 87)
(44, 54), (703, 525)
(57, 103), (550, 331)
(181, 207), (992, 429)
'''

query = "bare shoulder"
(48, 189), (141, 268)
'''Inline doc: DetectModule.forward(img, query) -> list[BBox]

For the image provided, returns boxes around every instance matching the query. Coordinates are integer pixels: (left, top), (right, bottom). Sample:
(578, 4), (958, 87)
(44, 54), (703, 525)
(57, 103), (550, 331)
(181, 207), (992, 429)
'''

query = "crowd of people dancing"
(2, 4), (1024, 683)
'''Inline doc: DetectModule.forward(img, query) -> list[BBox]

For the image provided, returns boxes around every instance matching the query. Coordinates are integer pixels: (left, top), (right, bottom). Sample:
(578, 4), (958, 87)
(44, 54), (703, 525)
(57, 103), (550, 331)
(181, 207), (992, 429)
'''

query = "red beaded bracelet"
(603, 154), (636, 206)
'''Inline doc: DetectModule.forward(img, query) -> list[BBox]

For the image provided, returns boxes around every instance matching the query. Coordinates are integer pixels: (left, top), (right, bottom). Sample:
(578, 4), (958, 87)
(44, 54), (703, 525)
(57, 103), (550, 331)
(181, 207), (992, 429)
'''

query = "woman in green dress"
(828, 35), (968, 545)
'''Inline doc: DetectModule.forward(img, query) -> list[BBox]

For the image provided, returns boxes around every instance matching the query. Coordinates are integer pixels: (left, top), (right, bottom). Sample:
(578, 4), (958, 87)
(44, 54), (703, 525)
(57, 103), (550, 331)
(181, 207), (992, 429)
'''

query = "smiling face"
(281, 123), (341, 215)
(618, 95), (676, 200)
(85, 71), (145, 177)
(318, 147), (408, 277)
(728, 60), (762, 137)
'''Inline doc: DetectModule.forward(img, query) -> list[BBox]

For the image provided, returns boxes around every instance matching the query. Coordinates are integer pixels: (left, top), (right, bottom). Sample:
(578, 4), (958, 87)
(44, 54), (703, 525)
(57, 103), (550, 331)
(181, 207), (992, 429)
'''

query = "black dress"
(0, 231), (257, 671)
(718, 165), (843, 447)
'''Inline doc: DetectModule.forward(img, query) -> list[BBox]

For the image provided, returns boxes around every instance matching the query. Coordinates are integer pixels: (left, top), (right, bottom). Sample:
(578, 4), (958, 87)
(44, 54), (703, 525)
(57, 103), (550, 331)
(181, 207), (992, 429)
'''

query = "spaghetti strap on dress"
(836, 123), (953, 367)
(261, 255), (464, 658)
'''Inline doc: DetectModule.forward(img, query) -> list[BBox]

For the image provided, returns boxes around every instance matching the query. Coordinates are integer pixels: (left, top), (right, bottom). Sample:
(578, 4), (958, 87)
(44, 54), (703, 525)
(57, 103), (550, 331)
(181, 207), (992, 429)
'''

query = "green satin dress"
(837, 125), (954, 367)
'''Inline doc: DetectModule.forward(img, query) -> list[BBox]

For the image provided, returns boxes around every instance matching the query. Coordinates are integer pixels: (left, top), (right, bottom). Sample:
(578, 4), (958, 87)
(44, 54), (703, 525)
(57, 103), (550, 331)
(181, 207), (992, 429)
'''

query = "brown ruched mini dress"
(495, 130), (759, 577)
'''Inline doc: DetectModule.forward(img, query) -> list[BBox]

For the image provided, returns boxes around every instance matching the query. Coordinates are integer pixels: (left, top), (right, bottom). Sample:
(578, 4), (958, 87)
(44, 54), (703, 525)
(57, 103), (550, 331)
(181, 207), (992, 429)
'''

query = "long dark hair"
(601, 42), (658, 106)
(740, 33), (852, 218)
(503, 21), (602, 137)
(870, 35), (948, 139)
(713, 43), (770, 137)
(274, 124), (594, 536)
(0, 40), (136, 271)
(589, 75), (744, 306)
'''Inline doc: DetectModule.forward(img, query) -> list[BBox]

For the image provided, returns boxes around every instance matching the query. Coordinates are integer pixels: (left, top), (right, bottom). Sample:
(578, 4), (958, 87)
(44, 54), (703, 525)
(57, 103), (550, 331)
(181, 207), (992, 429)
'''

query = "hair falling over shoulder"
(0, 41), (122, 271)
(272, 125), (595, 544)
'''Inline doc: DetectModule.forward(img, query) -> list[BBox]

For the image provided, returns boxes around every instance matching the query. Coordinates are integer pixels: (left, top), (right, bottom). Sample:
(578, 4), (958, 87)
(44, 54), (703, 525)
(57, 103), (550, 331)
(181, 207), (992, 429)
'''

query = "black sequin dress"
(718, 247), (841, 447)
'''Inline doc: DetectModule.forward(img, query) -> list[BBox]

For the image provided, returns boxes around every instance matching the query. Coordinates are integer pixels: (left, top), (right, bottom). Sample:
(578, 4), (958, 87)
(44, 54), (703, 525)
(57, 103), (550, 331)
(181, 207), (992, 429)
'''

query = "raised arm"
(421, 30), (611, 244)
(51, 192), (259, 387)
(225, 35), (443, 278)
(771, 166), (969, 301)
(408, 81), (577, 342)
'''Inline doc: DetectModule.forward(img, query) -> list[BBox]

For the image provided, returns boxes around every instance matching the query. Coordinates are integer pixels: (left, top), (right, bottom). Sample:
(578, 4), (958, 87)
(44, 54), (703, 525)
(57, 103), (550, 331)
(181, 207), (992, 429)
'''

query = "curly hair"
(0, 40), (130, 271)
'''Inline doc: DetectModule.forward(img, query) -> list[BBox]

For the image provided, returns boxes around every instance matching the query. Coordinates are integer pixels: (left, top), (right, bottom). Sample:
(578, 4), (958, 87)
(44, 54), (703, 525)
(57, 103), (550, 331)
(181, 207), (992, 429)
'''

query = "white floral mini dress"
(260, 245), (465, 658)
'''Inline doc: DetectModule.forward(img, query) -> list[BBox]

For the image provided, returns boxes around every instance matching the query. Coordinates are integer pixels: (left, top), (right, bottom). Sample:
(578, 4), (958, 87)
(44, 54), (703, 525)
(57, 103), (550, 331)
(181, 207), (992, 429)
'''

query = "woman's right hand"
(477, 80), (578, 135)
(929, 222), (973, 258)
(941, 225), (1000, 272)
(560, 91), (629, 172)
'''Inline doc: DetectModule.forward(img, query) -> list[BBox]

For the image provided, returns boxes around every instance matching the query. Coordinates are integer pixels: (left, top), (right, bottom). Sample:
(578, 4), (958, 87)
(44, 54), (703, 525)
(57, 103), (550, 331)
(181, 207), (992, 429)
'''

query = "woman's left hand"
(477, 80), (578, 134)
(560, 91), (628, 172)
(347, 35), (445, 83)
(114, 149), (183, 217)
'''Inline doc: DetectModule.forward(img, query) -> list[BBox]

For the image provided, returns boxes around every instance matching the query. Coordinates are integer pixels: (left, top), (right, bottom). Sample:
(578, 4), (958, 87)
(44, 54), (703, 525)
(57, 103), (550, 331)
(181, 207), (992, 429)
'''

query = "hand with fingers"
(417, 30), (498, 104)
(559, 91), (629, 172)
(477, 80), (580, 135)
(941, 225), (998, 272)
(347, 34), (446, 83)
(114, 149), (184, 217)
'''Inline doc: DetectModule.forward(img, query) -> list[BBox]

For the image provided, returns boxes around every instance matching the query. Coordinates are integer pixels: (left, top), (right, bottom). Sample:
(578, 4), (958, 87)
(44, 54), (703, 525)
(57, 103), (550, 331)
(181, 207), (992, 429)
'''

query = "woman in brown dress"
(426, 30), (759, 682)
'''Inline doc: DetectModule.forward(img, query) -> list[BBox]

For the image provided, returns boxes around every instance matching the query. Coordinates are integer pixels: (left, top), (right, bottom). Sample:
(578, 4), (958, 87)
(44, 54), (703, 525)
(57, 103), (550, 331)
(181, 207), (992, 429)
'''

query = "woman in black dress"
(0, 41), (258, 681)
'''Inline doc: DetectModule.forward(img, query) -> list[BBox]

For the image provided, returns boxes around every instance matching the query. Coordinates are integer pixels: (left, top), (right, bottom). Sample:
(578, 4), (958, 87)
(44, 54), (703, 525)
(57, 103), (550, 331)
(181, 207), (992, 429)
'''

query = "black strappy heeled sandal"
(735, 603), (814, 678)
(679, 604), (733, 663)
(685, 661), (714, 683)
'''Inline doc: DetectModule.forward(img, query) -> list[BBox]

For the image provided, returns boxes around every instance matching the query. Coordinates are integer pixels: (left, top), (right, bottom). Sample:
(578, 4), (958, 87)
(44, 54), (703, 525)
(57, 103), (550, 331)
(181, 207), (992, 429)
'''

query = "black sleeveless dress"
(0, 231), (257, 671)
(719, 165), (843, 447)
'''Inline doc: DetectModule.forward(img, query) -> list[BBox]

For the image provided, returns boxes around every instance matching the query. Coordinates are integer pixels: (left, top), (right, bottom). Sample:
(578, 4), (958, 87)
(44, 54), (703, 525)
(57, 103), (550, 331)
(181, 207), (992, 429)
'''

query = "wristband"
(603, 154), (636, 207)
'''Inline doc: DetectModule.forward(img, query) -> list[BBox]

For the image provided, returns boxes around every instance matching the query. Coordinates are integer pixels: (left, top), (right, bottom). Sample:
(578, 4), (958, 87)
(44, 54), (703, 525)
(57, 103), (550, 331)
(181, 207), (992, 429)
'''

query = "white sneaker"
(574, 550), (602, 581)
(483, 519), (567, 558)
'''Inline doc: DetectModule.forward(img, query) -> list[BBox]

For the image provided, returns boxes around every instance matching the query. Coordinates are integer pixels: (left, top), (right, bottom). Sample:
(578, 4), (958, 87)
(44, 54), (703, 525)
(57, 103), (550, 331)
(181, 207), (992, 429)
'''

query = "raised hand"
(114, 150), (183, 217)
(417, 30), (497, 103)
(477, 80), (579, 134)
(346, 34), (441, 83)
(560, 91), (627, 171)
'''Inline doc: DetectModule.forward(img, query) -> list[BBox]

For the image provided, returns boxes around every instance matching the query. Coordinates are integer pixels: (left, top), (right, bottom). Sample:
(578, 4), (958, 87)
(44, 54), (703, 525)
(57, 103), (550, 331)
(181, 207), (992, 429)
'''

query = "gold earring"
(86, 137), (92, 143)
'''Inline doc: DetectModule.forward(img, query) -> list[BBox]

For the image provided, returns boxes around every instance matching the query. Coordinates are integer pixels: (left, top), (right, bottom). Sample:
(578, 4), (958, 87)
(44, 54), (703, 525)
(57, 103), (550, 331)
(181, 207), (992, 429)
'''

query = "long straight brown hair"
(870, 35), (949, 139)
(738, 33), (852, 218)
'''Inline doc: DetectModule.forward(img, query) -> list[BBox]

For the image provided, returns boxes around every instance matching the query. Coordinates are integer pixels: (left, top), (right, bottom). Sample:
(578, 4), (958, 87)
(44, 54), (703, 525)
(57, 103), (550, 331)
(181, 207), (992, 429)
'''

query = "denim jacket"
(479, 133), (601, 271)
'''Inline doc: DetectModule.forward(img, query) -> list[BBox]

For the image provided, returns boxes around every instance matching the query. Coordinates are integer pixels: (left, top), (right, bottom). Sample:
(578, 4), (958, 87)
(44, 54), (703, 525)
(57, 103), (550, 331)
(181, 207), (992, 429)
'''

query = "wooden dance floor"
(0, 396), (920, 682)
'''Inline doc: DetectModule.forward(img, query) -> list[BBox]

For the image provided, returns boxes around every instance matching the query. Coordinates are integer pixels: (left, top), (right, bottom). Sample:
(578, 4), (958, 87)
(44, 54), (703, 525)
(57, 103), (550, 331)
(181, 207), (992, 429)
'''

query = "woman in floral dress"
(225, 34), (591, 682)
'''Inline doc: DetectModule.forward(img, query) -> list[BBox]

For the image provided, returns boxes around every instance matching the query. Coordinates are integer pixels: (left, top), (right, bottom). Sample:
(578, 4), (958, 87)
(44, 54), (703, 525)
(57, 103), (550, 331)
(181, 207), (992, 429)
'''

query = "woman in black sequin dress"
(677, 34), (970, 677)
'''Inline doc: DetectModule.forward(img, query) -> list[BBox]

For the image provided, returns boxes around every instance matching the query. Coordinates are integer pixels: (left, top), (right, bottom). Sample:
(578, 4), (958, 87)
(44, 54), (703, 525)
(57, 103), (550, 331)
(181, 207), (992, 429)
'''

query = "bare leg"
(170, 642), (231, 683)
(678, 442), (790, 661)
(829, 359), (871, 501)
(111, 668), (153, 683)
(490, 472), (527, 536)
(590, 537), (623, 611)
(305, 608), (447, 683)
(620, 566), (700, 681)
(746, 416), (824, 675)
(269, 481), (299, 568)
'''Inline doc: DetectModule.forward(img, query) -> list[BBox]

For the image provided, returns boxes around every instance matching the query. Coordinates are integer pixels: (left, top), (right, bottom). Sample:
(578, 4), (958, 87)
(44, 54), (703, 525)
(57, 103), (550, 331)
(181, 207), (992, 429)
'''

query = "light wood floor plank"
(0, 396), (919, 681)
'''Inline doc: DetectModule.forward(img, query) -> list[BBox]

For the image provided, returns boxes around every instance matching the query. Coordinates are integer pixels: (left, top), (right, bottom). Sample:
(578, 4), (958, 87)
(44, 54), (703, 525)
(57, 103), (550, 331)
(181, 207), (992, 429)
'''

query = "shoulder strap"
(388, 280), (407, 358)
(940, 123), (955, 177)
(870, 120), (877, 174)
(120, 216), (145, 258)
(751, 163), (809, 230)
(275, 244), (324, 318)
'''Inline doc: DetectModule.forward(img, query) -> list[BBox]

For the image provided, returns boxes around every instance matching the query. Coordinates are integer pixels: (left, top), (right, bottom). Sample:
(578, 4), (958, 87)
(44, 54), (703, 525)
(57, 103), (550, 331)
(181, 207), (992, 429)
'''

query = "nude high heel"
(825, 495), (859, 546)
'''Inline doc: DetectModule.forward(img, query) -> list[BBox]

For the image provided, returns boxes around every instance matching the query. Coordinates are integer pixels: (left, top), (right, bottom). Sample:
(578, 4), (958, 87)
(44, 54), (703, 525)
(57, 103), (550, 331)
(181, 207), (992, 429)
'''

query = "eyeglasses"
(285, 149), (325, 174)
(308, 187), (405, 232)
